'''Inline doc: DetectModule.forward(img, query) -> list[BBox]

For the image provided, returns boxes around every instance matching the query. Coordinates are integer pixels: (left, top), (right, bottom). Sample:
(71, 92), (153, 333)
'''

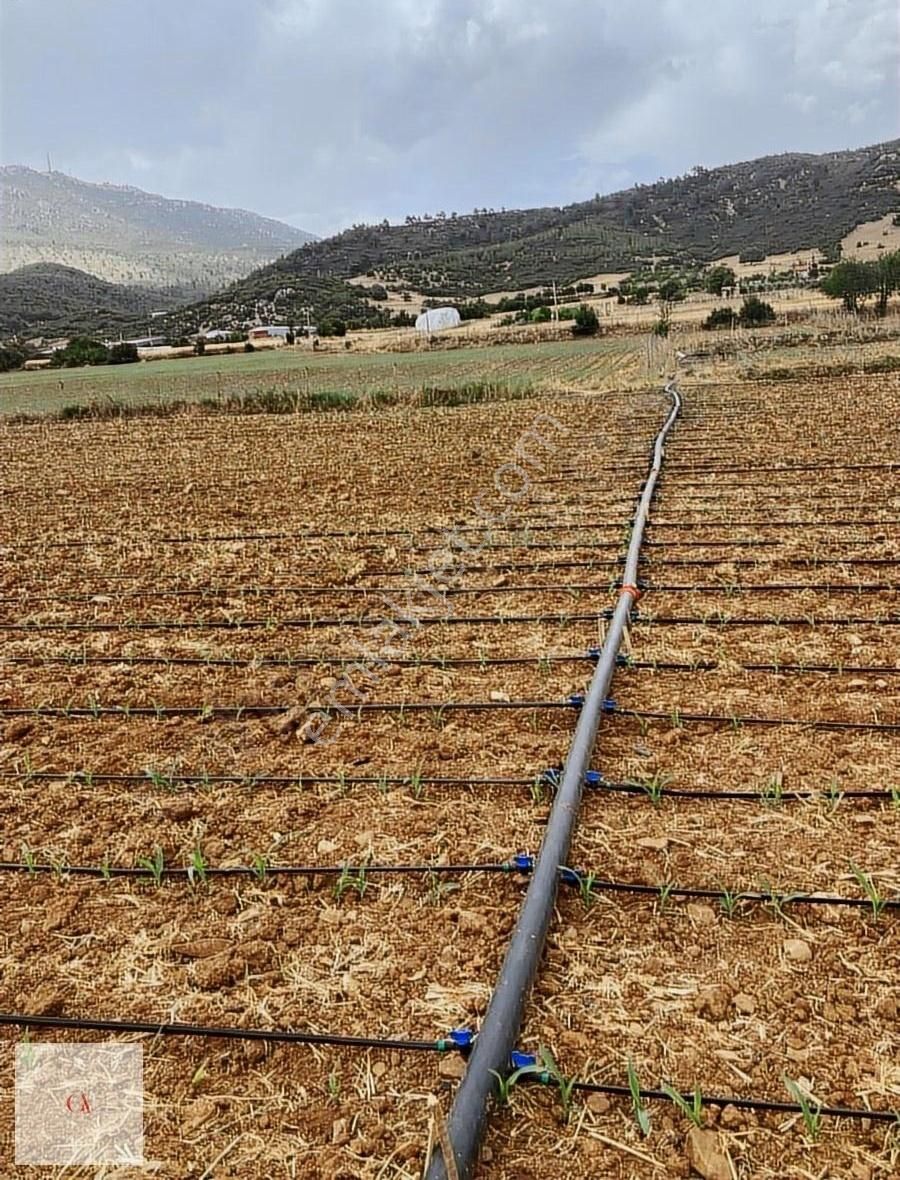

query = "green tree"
(571, 304), (599, 336)
(821, 260), (875, 313)
(657, 277), (685, 302)
(703, 307), (739, 331)
(319, 318), (347, 337)
(108, 342), (139, 364)
(738, 296), (776, 327)
(530, 305), (552, 323)
(50, 337), (110, 368)
(0, 345), (27, 372)
(704, 265), (736, 296)
(872, 251), (900, 316)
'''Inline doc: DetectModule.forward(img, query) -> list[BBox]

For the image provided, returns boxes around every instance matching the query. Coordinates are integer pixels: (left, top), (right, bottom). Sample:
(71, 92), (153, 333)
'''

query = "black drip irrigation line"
(7, 771), (538, 788)
(611, 708), (900, 733)
(3, 579), (896, 610)
(7, 515), (641, 553)
(0, 858), (530, 880)
(0, 1012), (462, 1054)
(0, 612), (621, 633)
(646, 518), (900, 528)
(568, 877), (900, 911)
(636, 614), (900, 627)
(3, 856), (897, 916)
(4, 769), (897, 803)
(643, 582), (899, 593)
(6, 610), (897, 635)
(0, 698), (591, 720)
(5, 653), (897, 676)
(568, 1081), (899, 1125)
(427, 383), (683, 1180)
(8, 700), (899, 732)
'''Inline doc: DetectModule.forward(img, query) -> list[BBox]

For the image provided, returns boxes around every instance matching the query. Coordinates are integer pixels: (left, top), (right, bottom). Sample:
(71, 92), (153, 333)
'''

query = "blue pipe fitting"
(510, 1050), (537, 1070)
(540, 766), (563, 786)
(584, 770), (604, 787)
(602, 698), (617, 713)
(568, 693), (585, 709)
(509, 853), (534, 874)
(438, 1028), (474, 1053)
(559, 866), (581, 886)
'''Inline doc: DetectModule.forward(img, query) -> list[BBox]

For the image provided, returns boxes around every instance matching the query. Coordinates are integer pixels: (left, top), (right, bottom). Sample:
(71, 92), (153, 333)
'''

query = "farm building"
(415, 306), (461, 333)
(248, 325), (292, 340)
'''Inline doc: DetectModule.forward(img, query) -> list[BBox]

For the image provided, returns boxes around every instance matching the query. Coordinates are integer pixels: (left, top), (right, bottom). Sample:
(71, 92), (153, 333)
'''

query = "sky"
(1, 0), (897, 236)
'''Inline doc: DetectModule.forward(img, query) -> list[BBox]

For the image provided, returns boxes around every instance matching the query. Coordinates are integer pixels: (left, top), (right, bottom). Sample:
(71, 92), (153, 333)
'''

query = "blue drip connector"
(568, 693), (585, 709)
(584, 770), (604, 787)
(509, 853), (534, 874)
(602, 697), (617, 713)
(510, 1050), (537, 1070)
(540, 766), (563, 786)
(559, 866), (581, 886)
(438, 1027), (474, 1053)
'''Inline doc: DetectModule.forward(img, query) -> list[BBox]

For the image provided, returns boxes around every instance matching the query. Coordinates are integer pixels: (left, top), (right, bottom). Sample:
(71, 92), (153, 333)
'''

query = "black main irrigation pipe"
(426, 381), (682, 1180)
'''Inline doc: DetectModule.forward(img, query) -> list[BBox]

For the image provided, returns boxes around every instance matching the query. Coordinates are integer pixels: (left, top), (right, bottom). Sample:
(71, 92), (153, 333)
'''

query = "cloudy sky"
(1, 0), (897, 236)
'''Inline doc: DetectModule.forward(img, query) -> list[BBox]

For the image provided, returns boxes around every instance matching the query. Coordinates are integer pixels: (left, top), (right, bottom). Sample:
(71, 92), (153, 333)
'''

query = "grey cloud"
(1, 0), (897, 235)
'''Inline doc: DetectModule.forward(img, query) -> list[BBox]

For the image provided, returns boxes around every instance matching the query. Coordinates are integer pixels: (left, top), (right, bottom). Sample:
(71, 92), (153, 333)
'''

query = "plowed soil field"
(0, 372), (897, 1179)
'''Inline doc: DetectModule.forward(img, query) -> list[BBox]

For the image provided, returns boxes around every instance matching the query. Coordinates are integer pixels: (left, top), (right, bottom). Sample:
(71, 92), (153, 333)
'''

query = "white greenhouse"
(415, 306), (461, 333)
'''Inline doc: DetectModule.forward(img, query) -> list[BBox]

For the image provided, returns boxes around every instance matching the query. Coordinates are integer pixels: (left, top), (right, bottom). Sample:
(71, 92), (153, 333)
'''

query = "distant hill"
(0, 263), (182, 338)
(166, 138), (900, 335)
(0, 166), (316, 294)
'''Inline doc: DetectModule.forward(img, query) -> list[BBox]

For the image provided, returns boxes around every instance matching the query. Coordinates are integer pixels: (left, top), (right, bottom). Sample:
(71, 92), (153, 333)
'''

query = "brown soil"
(0, 373), (898, 1178)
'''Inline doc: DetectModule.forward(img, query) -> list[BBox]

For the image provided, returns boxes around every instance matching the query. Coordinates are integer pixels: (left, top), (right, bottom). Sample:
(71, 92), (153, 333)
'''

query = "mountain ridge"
(0, 166), (316, 293)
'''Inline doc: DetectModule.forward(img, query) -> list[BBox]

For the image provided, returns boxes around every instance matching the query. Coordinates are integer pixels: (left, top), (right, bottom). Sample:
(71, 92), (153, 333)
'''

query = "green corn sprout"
(137, 846), (165, 887)
(719, 889), (740, 919)
(249, 853), (269, 883)
(187, 847), (209, 888)
(849, 862), (887, 921)
(784, 1076), (822, 1143)
(333, 862), (368, 901)
(537, 1048), (577, 1123)
(627, 1059), (651, 1137)
(660, 1081), (704, 1127)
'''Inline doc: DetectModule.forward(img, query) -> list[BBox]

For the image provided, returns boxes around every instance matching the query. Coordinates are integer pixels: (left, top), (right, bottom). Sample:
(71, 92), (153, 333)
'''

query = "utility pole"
(552, 281), (559, 322)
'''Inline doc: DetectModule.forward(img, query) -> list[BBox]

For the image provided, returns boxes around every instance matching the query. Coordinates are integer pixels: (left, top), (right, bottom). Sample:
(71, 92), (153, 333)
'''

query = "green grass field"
(0, 337), (642, 417)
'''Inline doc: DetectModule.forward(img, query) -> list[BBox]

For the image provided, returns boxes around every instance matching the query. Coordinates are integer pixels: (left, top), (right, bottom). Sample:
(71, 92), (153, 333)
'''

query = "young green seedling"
(849, 862), (887, 921)
(537, 1047), (578, 1123)
(627, 1059), (651, 1137)
(137, 846), (165, 887)
(660, 1081), (704, 1127)
(187, 847), (209, 888)
(333, 862), (368, 902)
(719, 889), (740, 919)
(249, 853), (269, 883)
(657, 881), (676, 914)
(21, 843), (36, 875)
(784, 1076), (822, 1143)
(489, 1058), (545, 1108)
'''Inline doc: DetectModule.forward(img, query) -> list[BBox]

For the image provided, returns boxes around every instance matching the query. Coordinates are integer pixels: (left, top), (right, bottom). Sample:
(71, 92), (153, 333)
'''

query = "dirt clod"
(685, 1126), (731, 1180)
(783, 938), (812, 962)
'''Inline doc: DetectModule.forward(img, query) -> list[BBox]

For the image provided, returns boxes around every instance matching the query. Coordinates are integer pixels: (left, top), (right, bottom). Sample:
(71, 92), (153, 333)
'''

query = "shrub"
(703, 306), (739, 330)
(657, 278), (685, 302)
(0, 345), (27, 372)
(704, 265), (736, 296)
(571, 304), (599, 336)
(530, 306), (552, 323)
(319, 319), (347, 337)
(739, 296), (776, 327)
(50, 337), (110, 368)
(108, 342), (139, 364)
